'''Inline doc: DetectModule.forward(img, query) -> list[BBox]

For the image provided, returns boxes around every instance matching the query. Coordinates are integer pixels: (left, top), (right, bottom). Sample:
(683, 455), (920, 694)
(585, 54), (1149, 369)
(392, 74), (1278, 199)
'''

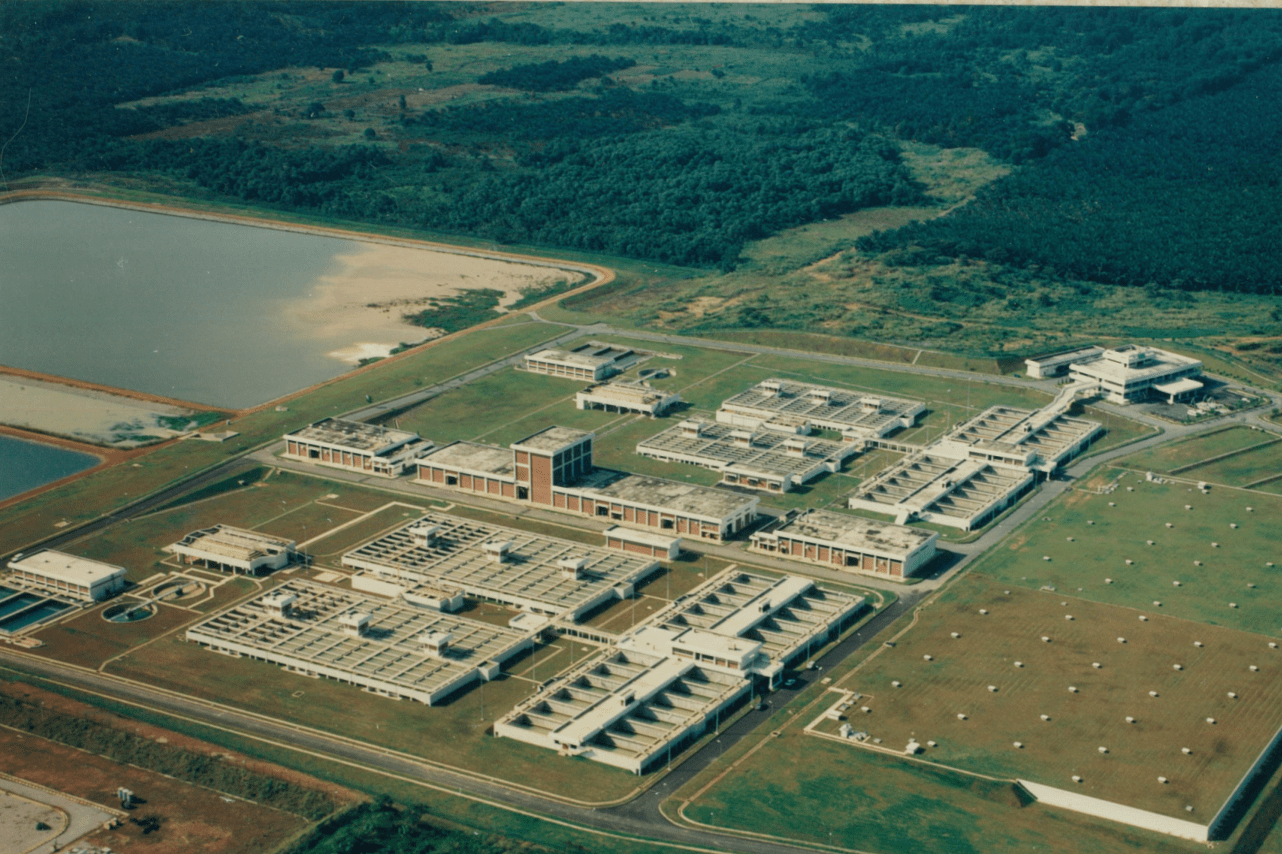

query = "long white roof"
(8, 550), (126, 585)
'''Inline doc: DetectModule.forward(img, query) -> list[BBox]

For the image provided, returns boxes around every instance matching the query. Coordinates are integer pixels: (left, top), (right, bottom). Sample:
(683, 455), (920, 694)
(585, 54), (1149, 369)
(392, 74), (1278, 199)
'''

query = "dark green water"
(0, 434), (98, 501)
(0, 200), (371, 408)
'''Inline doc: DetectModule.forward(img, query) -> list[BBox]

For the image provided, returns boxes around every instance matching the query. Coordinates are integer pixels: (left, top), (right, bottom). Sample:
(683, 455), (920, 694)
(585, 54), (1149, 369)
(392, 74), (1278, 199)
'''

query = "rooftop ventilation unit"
(783, 438), (810, 457)
(483, 540), (513, 563)
(262, 592), (297, 617)
(410, 522), (441, 546)
(806, 388), (834, 405)
(558, 556), (589, 579)
(420, 631), (453, 658)
(339, 611), (371, 637)
(679, 420), (706, 438)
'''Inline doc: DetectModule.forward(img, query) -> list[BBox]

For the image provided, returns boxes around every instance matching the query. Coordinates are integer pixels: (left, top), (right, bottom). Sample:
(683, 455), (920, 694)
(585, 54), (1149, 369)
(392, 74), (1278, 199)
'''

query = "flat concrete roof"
(573, 471), (758, 520)
(850, 452), (1032, 524)
(170, 526), (293, 563)
(940, 406), (1101, 464)
(604, 526), (682, 550)
(511, 426), (594, 455)
(578, 381), (677, 407)
(8, 550), (126, 586)
(638, 419), (853, 480)
(343, 513), (657, 617)
(766, 509), (936, 556)
(496, 647), (746, 772)
(1071, 346), (1201, 384)
(719, 379), (923, 436)
(186, 579), (530, 705)
(528, 343), (634, 369)
(419, 441), (517, 478)
(644, 568), (863, 665)
(286, 418), (419, 454)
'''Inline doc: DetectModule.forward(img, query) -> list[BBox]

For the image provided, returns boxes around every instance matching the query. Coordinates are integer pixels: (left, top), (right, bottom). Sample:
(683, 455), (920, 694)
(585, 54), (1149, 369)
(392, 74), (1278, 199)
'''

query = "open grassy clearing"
(1125, 426), (1276, 476)
(834, 576), (1282, 820)
(1176, 440), (1282, 489)
(105, 631), (639, 802)
(670, 585), (1205, 854)
(678, 727), (1192, 854)
(307, 504), (429, 560)
(30, 601), (201, 670)
(1075, 404), (1159, 456)
(972, 467), (1282, 636)
(736, 206), (942, 274)
(384, 338), (758, 450)
(59, 469), (423, 584)
(189, 577), (261, 613)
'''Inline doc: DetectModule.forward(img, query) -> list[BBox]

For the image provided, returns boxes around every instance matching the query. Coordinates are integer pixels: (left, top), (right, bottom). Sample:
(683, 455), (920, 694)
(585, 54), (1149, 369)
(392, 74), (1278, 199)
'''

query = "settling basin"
(0, 200), (573, 409)
(0, 434), (100, 502)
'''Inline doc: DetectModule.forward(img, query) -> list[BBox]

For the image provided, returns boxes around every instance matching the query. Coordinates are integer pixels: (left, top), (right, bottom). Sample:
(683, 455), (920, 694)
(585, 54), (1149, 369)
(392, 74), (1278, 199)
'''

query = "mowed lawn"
(1125, 426), (1277, 478)
(31, 600), (200, 669)
(839, 577), (1282, 820)
(681, 703), (1197, 854)
(63, 469), (430, 584)
(1177, 440), (1282, 489)
(972, 468), (1282, 636)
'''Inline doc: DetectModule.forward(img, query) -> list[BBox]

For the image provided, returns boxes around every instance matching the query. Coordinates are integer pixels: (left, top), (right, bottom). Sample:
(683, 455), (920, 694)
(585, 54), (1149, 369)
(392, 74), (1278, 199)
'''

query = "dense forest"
(3, 2), (1282, 286)
(858, 61), (1282, 295)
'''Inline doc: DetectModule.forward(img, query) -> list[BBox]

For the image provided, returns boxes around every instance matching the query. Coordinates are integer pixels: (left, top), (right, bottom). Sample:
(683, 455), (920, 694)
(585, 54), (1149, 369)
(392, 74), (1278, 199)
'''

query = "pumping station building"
(282, 418), (432, 477)
(750, 509), (939, 579)
(416, 426), (760, 542)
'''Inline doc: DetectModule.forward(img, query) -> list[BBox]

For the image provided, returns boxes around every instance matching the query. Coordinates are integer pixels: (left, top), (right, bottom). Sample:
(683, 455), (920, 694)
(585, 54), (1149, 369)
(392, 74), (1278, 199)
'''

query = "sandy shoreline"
(0, 375), (192, 447)
(280, 242), (576, 364)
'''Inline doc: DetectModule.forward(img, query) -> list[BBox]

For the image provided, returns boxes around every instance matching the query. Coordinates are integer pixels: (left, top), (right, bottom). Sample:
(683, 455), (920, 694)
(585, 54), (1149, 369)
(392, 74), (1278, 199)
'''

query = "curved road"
(0, 590), (919, 854)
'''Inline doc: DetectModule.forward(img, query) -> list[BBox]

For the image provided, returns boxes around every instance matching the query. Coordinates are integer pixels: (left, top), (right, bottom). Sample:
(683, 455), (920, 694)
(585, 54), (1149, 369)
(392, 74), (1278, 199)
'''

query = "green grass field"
(973, 466), (1282, 636)
(1124, 427), (1277, 478)
(1176, 440), (1282, 488)
(30, 601), (200, 670)
(61, 469), (432, 585)
(104, 632), (639, 803)
(678, 730), (1196, 854)
(833, 576), (1282, 820)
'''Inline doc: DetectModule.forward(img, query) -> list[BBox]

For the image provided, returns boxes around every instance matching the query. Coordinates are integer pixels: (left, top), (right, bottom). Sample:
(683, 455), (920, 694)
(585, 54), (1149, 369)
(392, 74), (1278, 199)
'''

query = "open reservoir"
(0, 435), (99, 502)
(0, 201), (569, 409)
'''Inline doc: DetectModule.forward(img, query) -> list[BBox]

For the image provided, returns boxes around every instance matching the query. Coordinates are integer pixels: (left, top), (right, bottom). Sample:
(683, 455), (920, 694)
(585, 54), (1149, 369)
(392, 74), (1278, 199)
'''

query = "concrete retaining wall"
(1017, 779), (1209, 842)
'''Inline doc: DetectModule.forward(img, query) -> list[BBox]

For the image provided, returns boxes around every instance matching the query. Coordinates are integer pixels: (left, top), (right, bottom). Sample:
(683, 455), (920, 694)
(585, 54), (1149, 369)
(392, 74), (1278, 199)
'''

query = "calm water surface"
(0, 434), (99, 501)
(0, 201), (371, 408)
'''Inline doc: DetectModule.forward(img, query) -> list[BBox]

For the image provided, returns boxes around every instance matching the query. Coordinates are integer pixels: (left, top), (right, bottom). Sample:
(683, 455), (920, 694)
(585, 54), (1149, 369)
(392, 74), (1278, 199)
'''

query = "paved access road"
(0, 637), (904, 854)
(8, 314), (1277, 853)
(0, 771), (120, 854)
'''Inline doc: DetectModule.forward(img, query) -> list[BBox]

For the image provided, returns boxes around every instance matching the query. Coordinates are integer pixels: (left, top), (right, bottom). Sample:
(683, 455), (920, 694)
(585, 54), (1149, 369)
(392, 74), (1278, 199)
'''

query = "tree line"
(0, 691), (335, 820)
(478, 55), (636, 92)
